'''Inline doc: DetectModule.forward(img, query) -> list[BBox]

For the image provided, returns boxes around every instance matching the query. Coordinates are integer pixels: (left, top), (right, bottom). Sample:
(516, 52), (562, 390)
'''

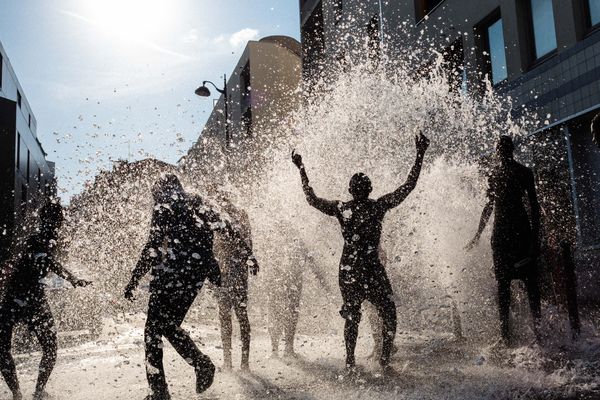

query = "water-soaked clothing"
(301, 184), (411, 366)
(213, 208), (253, 367)
(129, 193), (241, 396)
(0, 233), (62, 395)
(487, 160), (541, 340)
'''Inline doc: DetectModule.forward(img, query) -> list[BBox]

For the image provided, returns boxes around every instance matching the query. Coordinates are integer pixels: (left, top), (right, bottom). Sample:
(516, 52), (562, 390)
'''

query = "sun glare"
(82, 0), (173, 42)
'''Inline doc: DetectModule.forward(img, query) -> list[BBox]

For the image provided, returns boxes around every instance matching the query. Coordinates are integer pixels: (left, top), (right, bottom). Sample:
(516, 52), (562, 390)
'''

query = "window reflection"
(589, 0), (600, 27)
(530, 0), (557, 59)
(487, 18), (508, 84)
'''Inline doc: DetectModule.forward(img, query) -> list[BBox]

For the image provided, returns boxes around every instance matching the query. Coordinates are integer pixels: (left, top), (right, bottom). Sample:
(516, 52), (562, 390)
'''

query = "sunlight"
(81, 0), (174, 42)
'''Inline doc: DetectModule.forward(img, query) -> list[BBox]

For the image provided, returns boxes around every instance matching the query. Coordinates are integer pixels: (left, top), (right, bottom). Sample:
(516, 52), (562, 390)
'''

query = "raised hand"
(415, 132), (430, 155)
(291, 149), (303, 169)
(124, 283), (136, 302)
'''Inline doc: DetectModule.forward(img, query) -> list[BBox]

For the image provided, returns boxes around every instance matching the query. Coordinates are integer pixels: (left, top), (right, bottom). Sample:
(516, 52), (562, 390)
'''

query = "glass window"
(589, 0), (600, 26)
(530, 0), (557, 59)
(0, 53), (3, 88)
(17, 90), (22, 108)
(487, 18), (508, 84)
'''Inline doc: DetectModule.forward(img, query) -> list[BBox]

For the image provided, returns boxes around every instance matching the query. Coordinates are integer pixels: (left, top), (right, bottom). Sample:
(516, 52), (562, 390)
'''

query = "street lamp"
(195, 74), (229, 147)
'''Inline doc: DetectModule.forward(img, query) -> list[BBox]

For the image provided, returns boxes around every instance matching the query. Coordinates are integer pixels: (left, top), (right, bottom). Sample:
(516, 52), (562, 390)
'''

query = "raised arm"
(48, 258), (91, 288)
(291, 150), (339, 216)
(377, 133), (430, 210)
(125, 206), (166, 299)
(465, 177), (495, 251)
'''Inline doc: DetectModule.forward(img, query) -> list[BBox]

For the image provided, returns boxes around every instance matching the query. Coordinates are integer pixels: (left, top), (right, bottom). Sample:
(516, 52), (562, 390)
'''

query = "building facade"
(300, 0), (600, 302)
(183, 36), (301, 186)
(0, 40), (55, 262)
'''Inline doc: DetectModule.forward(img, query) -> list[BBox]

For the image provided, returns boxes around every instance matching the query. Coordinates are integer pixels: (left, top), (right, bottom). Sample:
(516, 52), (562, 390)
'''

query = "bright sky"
(0, 0), (300, 200)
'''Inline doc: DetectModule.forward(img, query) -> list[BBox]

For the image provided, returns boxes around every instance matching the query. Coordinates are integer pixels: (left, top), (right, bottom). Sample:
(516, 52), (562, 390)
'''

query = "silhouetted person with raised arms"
(213, 198), (258, 371)
(466, 135), (541, 345)
(124, 175), (257, 400)
(292, 133), (430, 374)
(0, 200), (91, 400)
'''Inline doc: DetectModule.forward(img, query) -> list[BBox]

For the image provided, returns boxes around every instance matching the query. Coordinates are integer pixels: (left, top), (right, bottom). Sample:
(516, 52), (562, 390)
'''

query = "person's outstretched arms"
(291, 150), (339, 216)
(377, 132), (430, 210)
(526, 169), (541, 258)
(124, 207), (165, 301)
(465, 177), (495, 251)
(48, 258), (91, 288)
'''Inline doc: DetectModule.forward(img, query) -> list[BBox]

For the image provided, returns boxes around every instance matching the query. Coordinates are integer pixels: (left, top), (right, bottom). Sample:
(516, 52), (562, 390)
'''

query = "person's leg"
(283, 286), (302, 357)
(496, 278), (512, 344)
(217, 295), (233, 370)
(0, 305), (21, 400)
(267, 294), (283, 357)
(233, 295), (251, 369)
(162, 293), (214, 394)
(144, 299), (170, 399)
(368, 275), (397, 368)
(339, 286), (362, 369)
(523, 271), (542, 341)
(28, 298), (57, 400)
(365, 302), (383, 360)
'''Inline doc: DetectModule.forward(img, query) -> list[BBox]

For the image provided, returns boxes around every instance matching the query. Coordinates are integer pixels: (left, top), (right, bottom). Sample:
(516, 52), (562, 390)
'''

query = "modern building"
(300, 0), (600, 302)
(0, 40), (55, 262)
(184, 36), (301, 184)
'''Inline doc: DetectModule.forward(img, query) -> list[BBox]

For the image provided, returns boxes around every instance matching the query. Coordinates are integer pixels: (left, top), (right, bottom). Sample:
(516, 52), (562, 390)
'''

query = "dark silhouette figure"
(267, 236), (331, 358)
(124, 175), (257, 400)
(591, 113), (600, 148)
(213, 199), (258, 371)
(0, 200), (91, 400)
(292, 133), (430, 372)
(466, 135), (542, 345)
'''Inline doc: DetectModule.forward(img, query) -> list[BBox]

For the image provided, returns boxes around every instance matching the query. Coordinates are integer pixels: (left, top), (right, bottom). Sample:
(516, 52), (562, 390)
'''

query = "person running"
(466, 135), (541, 345)
(124, 175), (257, 400)
(291, 132), (430, 373)
(212, 198), (258, 371)
(0, 200), (91, 400)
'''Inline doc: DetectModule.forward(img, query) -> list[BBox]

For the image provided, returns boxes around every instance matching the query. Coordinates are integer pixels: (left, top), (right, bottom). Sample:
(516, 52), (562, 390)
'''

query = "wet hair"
(591, 113), (600, 134)
(349, 173), (372, 199)
(496, 135), (514, 160)
(40, 200), (63, 231)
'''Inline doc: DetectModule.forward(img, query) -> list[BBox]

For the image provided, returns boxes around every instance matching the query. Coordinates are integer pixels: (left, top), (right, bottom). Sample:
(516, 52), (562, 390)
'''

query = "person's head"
(39, 200), (63, 237)
(348, 173), (372, 200)
(496, 135), (514, 161)
(591, 113), (600, 147)
(152, 174), (184, 204)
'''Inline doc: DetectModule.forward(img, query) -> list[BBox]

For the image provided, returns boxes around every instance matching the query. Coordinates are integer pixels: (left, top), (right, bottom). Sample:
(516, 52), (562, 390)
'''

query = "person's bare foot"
(32, 390), (50, 400)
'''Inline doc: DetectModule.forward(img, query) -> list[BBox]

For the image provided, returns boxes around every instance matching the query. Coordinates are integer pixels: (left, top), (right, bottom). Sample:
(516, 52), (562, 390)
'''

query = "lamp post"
(195, 74), (229, 147)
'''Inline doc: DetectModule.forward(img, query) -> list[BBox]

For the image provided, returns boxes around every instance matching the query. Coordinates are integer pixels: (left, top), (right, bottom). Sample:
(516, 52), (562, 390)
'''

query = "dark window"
(0, 53), (3, 89)
(16, 133), (20, 169)
(415, 0), (444, 21)
(17, 90), (22, 108)
(37, 167), (41, 187)
(586, 0), (600, 27)
(242, 107), (252, 137)
(301, 1), (325, 83)
(479, 15), (508, 85)
(26, 150), (30, 183)
(240, 62), (251, 113)
(367, 14), (381, 61)
(528, 0), (557, 59)
(28, 114), (31, 128)
(21, 184), (27, 214)
(334, 0), (343, 24)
